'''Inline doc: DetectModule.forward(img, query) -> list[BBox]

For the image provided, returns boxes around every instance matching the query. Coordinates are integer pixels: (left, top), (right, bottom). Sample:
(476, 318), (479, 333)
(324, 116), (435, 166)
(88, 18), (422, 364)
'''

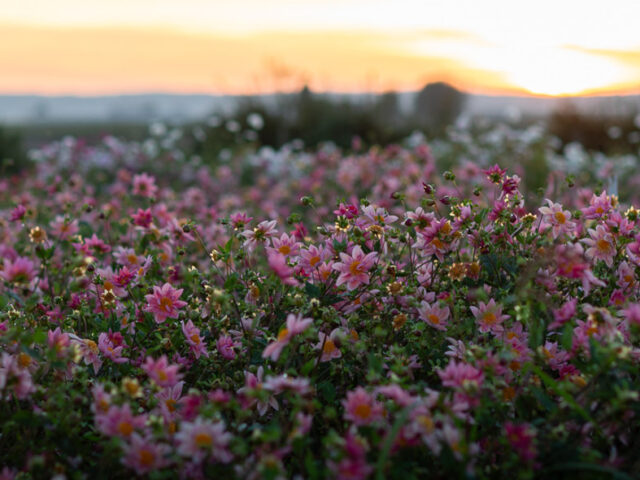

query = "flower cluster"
(2, 124), (640, 478)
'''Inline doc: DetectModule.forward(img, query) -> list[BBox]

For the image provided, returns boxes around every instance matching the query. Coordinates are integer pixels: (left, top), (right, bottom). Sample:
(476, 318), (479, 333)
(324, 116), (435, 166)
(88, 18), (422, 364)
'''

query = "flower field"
(2, 124), (640, 479)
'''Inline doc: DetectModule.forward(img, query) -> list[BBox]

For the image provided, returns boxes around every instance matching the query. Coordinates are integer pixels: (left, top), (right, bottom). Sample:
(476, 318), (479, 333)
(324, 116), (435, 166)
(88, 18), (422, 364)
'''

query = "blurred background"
(1, 0), (640, 166)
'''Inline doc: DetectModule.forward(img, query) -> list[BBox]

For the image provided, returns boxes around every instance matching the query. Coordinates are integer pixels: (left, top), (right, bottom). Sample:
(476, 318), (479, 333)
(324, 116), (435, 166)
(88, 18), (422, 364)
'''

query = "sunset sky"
(2, 0), (640, 97)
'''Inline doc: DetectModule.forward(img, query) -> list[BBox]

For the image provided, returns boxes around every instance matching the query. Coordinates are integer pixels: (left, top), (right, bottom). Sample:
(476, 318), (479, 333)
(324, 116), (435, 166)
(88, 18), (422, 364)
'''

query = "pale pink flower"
(263, 375), (311, 395)
(470, 299), (509, 334)
(144, 283), (187, 324)
(175, 417), (233, 463)
(332, 245), (378, 290)
(96, 403), (147, 439)
(68, 334), (102, 374)
(49, 215), (79, 240)
(132, 173), (158, 198)
(418, 301), (450, 331)
(262, 313), (313, 361)
(237, 366), (279, 416)
(156, 381), (184, 421)
(241, 220), (278, 251)
(216, 335), (236, 360)
(314, 329), (343, 362)
(582, 224), (616, 267)
(142, 355), (182, 388)
(122, 433), (170, 475)
(538, 200), (575, 238)
(267, 233), (301, 258)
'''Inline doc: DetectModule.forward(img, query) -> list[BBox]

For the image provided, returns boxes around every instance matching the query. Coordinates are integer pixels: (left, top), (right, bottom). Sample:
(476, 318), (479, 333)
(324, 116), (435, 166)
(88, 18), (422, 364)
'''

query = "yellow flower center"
(277, 328), (289, 342)
(278, 245), (291, 255)
(483, 312), (497, 325)
(354, 403), (372, 419)
(309, 255), (320, 267)
(159, 297), (173, 312)
(428, 314), (441, 324)
(195, 432), (213, 448)
(349, 260), (363, 276)
(118, 421), (133, 436)
(323, 338), (336, 355)
(127, 254), (138, 264)
(190, 334), (201, 345)
(139, 449), (155, 467)
(554, 211), (566, 224)
(596, 238), (611, 252)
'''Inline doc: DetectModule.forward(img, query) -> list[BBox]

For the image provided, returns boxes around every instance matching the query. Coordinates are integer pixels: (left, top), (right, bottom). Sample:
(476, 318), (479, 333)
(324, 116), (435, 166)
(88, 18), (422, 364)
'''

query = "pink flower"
(131, 208), (153, 228)
(268, 233), (301, 258)
(237, 366), (279, 415)
(142, 355), (182, 388)
(470, 299), (509, 334)
(144, 283), (187, 324)
(181, 320), (208, 359)
(98, 332), (128, 364)
(68, 334), (102, 374)
(438, 360), (484, 389)
(96, 403), (147, 439)
(581, 190), (612, 219)
(538, 200), (575, 238)
(0, 256), (37, 284)
(156, 381), (184, 421)
(49, 215), (79, 240)
(122, 434), (170, 475)
(229, 211), (253, 230)
(267, 252), (299, 286)
(263, 375), (311, 395)
(332, 245), (378, 290)
(216, 335), (236, 360)
(241, 220), (278, 251)
(582, 224), (616, 267)
(314, 329), (343, 362)
(262, 313), (313, 361)
(47, 327), (70, 357)
(9, 204), (26, 222)
(327, 432), (373, 480)
(343, 387), (384, 426)
(132, 173), (158, 198)
(505, 422), (537, 462)
(418, 301), (450, 331)
(175, 417), (233, 463)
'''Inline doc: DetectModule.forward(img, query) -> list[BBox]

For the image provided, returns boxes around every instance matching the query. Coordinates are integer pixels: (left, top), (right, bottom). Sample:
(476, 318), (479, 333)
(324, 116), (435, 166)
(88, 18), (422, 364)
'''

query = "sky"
(1, 0), (640, 97)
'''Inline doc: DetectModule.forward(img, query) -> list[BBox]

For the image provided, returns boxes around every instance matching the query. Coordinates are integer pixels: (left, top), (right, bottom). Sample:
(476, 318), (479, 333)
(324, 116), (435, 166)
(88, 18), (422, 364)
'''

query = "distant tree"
(0, 126), (28, 174)
(374, 91), (402, 128)
(414, 82), (466, 134)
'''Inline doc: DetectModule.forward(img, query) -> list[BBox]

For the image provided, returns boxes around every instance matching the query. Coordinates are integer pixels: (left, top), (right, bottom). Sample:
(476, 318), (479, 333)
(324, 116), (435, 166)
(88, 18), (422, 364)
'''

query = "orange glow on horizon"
(1, 22), (639, 98)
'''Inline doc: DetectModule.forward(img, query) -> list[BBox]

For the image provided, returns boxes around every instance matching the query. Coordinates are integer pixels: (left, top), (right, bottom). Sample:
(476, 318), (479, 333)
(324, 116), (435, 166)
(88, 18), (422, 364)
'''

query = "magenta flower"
(131, 208), (153, 228)
(342, 387), (384, 426)
(144, 283), (187, 324)
(262, 313), (313, 361)
(0, 256), (37, 285)
(49, 215), (79, 240)
(438, 359), (484, 389)
(181, 320), (208, 359)
(267, 251), (299, 286)
(505, 422), (537, 462)
(98, 332), (128, 364)
(332, 245), (378, 290)
(470, 299), (509, 335)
